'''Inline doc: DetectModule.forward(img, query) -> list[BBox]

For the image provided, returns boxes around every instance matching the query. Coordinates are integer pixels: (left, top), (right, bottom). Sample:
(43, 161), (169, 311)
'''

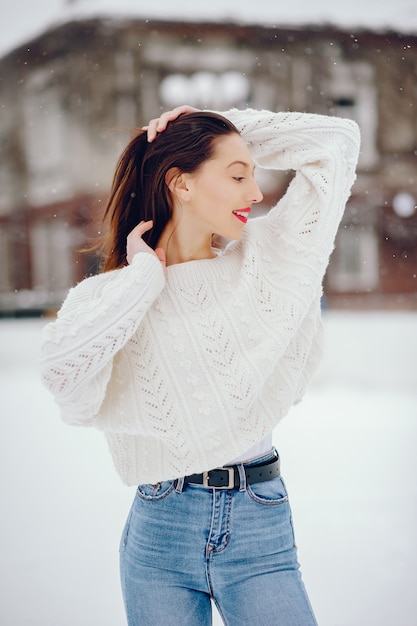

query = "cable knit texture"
(40, 109), (360, 485)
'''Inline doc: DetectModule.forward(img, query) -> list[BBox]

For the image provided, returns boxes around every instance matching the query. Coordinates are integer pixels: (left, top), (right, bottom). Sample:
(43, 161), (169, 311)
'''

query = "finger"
(156, 106), (193, 131)
(129, 220), (153, 237)
(155, 247), (166, 267)
(146, 106), (199, 141)
(145, 119), (160, 142)
(155, 111), (176, 132)
(137, 219), (153, 234)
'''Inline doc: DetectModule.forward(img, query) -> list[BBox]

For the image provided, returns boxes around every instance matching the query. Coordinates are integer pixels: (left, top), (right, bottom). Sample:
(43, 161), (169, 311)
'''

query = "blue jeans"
(119, 450), (318, 625)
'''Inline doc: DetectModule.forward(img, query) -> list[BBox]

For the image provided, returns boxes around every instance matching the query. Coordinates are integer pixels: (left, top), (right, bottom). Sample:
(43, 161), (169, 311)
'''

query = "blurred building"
(0, 17), (416, 314)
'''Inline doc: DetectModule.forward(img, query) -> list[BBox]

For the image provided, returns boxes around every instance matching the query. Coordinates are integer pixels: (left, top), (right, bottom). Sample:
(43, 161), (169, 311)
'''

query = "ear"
(165, 167), (191, 201)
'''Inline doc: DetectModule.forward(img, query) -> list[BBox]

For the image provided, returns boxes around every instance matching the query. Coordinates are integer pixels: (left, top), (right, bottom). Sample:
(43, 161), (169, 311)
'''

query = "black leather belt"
(184, 455), (280, 490)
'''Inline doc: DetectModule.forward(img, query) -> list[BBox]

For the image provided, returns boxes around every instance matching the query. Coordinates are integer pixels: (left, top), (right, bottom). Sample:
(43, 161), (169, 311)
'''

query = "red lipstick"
(233, 208), (251, 224)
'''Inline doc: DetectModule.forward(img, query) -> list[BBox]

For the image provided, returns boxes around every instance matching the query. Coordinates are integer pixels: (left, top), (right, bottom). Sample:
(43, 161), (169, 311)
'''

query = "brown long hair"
(100, 112), (239, 271)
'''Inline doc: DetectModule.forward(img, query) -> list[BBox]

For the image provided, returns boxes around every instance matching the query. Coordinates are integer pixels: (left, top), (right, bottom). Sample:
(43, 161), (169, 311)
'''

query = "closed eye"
(233, 177), (245, 182)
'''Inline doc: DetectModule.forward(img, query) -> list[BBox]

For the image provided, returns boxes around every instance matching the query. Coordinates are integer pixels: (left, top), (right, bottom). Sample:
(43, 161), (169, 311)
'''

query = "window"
(0, 227), (12, 292)
(115, 53), (137, 128)
(0, 163), (12, 216)
(327, 222), (379, 292)
(327, 60), (378, 170)
(23, 70), (70, 206)
(159, 71), (250, 110)
(30, 219), (77, 297)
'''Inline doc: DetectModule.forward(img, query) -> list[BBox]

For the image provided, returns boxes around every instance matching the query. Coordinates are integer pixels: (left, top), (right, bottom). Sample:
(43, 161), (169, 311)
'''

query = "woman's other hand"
(126, 221), (166, 268)
(142, 105), (199, 142)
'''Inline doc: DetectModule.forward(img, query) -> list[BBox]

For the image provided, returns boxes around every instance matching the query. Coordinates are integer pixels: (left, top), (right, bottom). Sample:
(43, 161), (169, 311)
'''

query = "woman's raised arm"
(223, 108), (360, 259)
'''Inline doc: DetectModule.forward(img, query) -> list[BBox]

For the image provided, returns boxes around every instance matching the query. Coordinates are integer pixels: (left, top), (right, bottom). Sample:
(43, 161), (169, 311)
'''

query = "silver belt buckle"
(202, 467), (234, 489)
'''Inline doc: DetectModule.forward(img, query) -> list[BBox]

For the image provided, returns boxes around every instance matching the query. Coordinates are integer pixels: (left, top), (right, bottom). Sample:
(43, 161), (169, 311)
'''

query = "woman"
(41, 104), (360, 625)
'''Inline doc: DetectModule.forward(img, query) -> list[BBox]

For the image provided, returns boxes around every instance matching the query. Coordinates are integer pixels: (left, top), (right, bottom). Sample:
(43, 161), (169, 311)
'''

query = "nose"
(250, 178), (263, 204)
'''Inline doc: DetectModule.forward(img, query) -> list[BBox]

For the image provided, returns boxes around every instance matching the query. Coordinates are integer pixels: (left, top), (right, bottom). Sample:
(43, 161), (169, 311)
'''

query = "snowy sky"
(2, 0), (417, 58)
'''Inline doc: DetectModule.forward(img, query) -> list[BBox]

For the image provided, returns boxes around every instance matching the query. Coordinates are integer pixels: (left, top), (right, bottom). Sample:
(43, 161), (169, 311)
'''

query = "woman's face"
(183, 133), (263, 241)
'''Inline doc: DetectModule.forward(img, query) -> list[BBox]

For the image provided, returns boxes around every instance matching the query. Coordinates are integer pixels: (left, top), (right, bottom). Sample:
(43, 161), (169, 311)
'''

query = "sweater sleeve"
(223, 108), (360, 268)
(40, 252), (166, 425)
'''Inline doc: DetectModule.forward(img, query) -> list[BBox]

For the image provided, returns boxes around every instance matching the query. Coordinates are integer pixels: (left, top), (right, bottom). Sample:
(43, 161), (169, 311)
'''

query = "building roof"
(2, 0), (417, 59)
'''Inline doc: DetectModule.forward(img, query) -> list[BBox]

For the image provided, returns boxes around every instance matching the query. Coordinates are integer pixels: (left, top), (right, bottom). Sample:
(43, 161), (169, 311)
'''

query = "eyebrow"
(227, 160), (256, 171)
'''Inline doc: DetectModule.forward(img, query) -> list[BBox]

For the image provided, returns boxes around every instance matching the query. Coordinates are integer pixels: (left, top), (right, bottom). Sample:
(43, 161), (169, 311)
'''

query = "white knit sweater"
(40, 109), (360, 485)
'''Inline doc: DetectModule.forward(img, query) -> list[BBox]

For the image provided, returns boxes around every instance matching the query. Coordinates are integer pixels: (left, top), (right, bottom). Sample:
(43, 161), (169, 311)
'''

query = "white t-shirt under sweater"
(40, 109), (360, 486)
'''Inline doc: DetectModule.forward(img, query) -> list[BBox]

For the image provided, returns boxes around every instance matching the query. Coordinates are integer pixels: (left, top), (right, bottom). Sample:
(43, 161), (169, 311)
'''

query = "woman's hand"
(142, 105), (199, 142)
(126, 221), (166, 269)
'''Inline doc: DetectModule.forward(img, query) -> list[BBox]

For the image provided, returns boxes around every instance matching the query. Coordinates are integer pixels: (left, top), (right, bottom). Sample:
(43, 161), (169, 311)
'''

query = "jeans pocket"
(246, 475), (289, 506)
(136, 480), (176, 502)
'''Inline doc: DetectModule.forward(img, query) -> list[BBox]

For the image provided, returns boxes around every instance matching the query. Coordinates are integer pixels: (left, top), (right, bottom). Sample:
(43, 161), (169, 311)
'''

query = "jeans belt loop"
(175, 476), (185, 493)
(237, 464), (246, 491)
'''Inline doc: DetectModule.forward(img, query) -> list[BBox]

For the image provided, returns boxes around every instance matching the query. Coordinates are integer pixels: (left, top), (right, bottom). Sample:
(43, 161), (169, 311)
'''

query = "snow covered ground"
(1, 311), (416, 626)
